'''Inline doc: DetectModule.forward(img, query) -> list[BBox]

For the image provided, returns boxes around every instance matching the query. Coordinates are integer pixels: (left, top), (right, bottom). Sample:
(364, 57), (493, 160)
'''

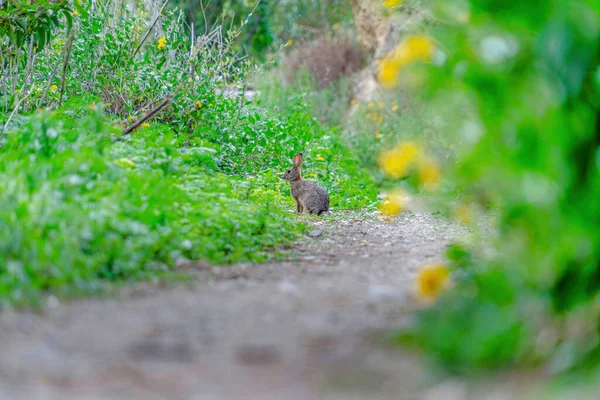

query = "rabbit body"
(282, 153), (330, 215)
(290, 179), (330, 215)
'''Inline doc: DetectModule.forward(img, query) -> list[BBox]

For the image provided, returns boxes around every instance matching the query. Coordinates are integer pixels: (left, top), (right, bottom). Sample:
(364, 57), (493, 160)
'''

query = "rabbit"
(282, 153), (330, 215)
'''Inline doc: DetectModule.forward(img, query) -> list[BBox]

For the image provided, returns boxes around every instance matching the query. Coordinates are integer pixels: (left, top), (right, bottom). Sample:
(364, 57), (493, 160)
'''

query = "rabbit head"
(282, 153), (303, 182)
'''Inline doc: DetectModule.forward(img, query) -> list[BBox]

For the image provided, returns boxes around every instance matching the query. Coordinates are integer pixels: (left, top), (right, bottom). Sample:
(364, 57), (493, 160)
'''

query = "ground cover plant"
(0, 0), (378, 305)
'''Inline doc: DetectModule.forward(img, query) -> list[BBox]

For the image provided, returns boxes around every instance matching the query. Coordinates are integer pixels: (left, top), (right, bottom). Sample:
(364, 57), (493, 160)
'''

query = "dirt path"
(0, 212), (535, 400)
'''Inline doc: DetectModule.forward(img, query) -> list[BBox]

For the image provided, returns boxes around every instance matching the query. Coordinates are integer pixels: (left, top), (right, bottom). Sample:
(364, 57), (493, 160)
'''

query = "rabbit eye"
(287, 169), (291, 173)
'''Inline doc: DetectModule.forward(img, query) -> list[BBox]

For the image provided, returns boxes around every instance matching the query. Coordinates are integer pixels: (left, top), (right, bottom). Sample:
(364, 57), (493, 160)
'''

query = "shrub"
(282, 35), (364, 87)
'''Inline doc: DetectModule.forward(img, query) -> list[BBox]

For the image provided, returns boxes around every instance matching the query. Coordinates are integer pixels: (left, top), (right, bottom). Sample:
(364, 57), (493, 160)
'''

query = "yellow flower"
(384, 0), (403, 7)
(332, 23), (340, 30)
(72, 10), (79, 16)
(141, 122), (150, 128)
(417, 158), (440, 189)
(195, 101), (203, 109)
(114, 158), (135, 168)
(402, 35), (436, 60)
(378, 35), (435, 87)
(379, 189), (409, 216)
(378, 141), (420, 178)
(316, 155), (325, 161)
(368, 102), (374, 109)
(379, 102), (384, 109)
(350, 98), (357, 105)
(286, 39), (293, 46)
(375, 130), (381, 139)
(416, 263), (450, 302)
(378, 57), (401, 87)
(50, 84), (58, 92)
(392, 105), (399, 111)
(157, 37), (167, 50)
(455, 203), (473, 224)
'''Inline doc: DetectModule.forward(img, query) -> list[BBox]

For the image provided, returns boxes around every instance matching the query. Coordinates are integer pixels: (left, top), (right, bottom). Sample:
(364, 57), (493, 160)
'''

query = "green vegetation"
(0, 0), (377, 305)
(8, 0), (600, 389)
(377, 0), (600, 376)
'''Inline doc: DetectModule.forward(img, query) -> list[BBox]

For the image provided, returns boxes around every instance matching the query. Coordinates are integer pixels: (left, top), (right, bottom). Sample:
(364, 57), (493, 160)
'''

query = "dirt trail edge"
(0, 212), (531, 400)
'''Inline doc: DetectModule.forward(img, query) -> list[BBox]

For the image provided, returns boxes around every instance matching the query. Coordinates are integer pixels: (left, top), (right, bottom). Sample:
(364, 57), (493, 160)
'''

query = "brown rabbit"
(282, 153), (330, 215)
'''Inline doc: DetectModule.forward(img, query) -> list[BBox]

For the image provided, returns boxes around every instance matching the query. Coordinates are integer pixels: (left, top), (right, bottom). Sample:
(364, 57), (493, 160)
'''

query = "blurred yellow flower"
(384, 0), (403, 7)
(392, 105), (399, 111)
(350, 98), (357, 105)
(141, 122), (150, 128)
(378, 35), (435, 87)
(286, 39), (293, 46)
(50, 84), (58, 92)
(195, 101), (203, 109)
(455, 203), (472, 224)
(115, 158), (135, 168)
(72, 10), (79, 16)
(157, 37), (167, 50)
(416, 263), (450, 302)
(378, 141), (420, 178)
(378, 58), (401, 87)
(368, 102), (374, 108)
(375, 130), (381, 138)
(379, 189), (409, 216)
(332, 23), (340, 30)
(316, 155), (325, 161)
(418, 158), (440, 189)
(379, 102), (384, 109)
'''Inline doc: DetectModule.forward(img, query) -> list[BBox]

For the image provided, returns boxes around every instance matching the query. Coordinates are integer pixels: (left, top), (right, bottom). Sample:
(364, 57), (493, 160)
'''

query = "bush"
(282, 35), (364, 87)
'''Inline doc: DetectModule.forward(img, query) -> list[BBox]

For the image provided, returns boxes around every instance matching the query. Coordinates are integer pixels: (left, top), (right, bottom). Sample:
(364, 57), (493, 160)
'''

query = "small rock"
(368, 284), (403, 302)
(308, 229), (324, 238)
(421, 380), (467, 400)
(236, 344), (280, 365)
(46, 295), (60, 309)
(278, 279), (297, 294)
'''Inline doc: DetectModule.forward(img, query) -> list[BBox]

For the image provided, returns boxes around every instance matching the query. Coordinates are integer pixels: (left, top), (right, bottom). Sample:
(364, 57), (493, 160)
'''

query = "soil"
(0, 212), (540, 400)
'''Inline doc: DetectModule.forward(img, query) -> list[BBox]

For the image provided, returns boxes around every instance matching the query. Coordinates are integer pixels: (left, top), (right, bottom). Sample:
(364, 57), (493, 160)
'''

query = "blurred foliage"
(170, 0), (273, 60)
(171, 0), (354, 60)
(381, 0), (600, 374)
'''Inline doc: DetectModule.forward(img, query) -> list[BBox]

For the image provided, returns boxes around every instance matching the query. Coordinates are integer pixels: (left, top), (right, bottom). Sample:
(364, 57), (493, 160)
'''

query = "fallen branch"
(120, 95), (172, 138)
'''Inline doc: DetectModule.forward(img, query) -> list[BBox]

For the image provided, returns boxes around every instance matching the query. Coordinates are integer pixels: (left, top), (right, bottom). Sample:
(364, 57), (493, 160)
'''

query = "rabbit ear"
(293, 153), (303, 168)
